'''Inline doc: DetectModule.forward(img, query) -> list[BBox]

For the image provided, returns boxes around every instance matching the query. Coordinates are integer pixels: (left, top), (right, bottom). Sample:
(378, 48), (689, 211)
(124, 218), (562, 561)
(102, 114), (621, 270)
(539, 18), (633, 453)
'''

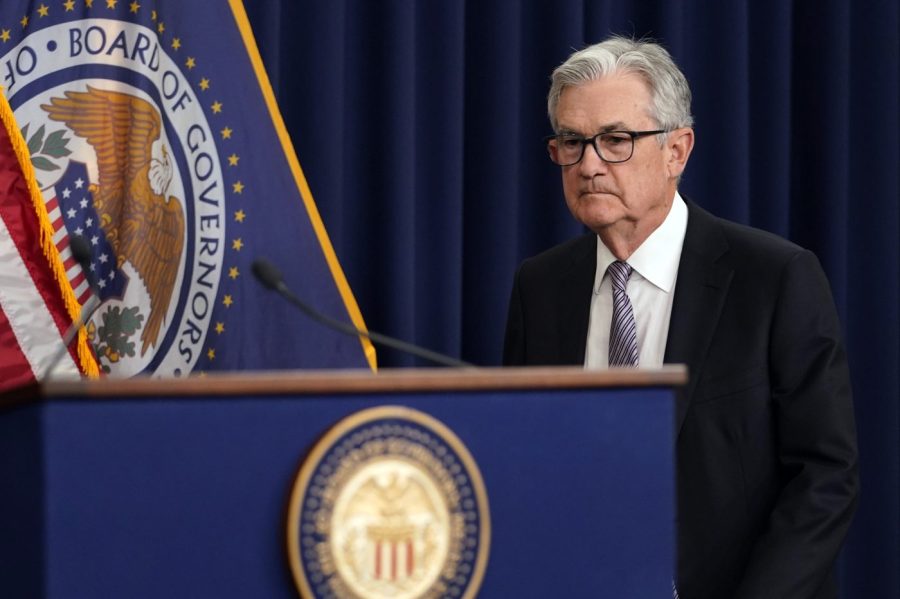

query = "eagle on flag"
(42, 86), (185, 356)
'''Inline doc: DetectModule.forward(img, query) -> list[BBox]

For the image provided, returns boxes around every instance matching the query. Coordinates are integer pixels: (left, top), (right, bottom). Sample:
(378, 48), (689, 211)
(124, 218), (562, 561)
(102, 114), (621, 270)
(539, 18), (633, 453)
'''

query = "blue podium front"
(0, 367), (684, 598)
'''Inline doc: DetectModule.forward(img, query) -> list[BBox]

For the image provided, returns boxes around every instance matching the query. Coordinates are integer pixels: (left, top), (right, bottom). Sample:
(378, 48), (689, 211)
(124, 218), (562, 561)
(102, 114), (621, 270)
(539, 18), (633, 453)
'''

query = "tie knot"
(607, 260), (632, 291)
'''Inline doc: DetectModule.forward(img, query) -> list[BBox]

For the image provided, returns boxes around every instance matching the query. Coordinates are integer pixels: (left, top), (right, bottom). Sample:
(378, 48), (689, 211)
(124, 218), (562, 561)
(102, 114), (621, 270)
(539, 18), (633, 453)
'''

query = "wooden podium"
(0, 366), (685, 598)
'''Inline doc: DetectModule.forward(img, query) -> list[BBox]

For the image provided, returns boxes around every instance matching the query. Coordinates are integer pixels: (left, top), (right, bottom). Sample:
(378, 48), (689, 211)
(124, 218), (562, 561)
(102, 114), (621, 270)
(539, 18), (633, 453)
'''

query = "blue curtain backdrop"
(244, 2), (898, 597)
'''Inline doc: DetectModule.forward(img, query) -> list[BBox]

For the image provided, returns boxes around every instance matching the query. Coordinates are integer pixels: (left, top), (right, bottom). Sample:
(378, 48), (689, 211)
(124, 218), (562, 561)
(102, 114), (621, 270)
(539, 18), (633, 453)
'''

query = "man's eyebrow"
(555, 127), (581, 136)
(556, 121), (630, 135)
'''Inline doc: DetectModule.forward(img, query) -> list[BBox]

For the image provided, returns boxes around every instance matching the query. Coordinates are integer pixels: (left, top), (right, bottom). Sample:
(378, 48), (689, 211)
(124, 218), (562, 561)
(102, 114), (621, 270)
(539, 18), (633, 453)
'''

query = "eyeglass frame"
(545, 129), (669, 166)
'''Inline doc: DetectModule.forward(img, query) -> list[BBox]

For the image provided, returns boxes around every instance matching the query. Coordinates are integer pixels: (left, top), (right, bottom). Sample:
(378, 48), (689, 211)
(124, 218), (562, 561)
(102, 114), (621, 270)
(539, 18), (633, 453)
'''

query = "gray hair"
(548, 36), (694, 135)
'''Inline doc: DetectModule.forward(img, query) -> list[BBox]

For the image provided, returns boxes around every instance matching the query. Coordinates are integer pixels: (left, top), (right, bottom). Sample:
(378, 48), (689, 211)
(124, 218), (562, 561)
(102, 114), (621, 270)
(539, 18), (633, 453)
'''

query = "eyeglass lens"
(554, 132), (634, 165)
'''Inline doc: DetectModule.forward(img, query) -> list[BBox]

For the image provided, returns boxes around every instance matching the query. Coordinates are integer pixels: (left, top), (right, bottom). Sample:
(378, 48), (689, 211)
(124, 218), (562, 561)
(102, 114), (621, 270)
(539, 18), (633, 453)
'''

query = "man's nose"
(577, 141), (608, 176)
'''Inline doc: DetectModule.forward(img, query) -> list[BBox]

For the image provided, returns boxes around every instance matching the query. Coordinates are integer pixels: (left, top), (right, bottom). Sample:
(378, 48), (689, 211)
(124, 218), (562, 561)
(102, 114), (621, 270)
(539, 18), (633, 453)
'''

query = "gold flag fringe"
(0, 89), (100, 378)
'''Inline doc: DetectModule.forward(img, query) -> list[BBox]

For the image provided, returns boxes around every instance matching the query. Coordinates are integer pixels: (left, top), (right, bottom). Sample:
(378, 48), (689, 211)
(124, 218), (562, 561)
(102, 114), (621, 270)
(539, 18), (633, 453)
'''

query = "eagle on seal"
(42, 86), (184, 356)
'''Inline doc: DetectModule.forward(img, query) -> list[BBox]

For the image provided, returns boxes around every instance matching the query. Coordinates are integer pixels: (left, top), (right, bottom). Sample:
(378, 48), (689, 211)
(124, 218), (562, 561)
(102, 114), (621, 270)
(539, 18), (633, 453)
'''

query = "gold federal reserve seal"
(286, 406), (490, 599)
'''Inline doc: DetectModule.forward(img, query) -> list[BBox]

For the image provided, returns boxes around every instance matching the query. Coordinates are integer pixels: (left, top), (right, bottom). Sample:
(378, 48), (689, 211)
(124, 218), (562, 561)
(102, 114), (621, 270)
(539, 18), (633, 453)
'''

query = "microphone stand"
(252, 258), (474, 369)
(43, 236), (102, 379)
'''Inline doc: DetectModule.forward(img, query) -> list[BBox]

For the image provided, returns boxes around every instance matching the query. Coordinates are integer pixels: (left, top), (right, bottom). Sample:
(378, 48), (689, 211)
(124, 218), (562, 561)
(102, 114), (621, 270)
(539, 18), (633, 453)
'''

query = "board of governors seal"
(287, 406), (491, 599)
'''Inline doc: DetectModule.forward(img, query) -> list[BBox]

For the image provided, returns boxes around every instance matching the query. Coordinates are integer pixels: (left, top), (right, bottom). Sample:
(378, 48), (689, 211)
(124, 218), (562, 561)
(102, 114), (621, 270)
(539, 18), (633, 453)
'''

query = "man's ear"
(666, 127), (695, 179)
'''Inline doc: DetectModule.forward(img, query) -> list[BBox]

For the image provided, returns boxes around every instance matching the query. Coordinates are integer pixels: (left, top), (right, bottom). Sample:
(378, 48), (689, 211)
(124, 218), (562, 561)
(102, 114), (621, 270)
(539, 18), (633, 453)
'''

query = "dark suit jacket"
(503, 199), (859, 599)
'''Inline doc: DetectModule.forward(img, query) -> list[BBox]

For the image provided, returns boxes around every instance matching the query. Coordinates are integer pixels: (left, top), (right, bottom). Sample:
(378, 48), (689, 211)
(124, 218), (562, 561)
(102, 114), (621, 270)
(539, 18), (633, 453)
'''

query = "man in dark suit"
(503, 37), (858, 598)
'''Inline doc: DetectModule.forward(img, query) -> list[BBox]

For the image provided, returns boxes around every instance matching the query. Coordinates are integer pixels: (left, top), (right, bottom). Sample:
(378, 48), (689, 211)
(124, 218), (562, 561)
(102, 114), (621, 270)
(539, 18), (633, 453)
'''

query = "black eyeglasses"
(546, 129), (668, 166)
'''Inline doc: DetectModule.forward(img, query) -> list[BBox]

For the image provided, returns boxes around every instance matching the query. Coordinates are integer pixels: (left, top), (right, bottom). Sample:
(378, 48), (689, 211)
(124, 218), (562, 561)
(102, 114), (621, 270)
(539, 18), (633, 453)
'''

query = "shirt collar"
(595, 191), (688, 293)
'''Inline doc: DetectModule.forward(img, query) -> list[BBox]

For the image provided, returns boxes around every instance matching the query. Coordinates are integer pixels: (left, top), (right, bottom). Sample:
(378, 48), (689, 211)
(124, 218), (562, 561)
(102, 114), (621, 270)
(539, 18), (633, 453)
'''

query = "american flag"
(0, 93), (97, 390)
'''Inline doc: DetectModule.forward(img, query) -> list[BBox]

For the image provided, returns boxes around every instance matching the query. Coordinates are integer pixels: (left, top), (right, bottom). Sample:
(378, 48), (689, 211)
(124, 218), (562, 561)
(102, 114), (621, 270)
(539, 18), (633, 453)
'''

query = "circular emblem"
(287, 406), (490, 599)
(4, 15), (226, 377)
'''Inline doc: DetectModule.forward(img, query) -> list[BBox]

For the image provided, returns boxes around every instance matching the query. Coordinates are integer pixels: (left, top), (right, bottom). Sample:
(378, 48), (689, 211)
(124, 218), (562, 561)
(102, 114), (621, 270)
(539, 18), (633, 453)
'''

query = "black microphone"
(70, 235), (101, 297)
(43, 236), (102, 379)
(251, 258), (474, 368)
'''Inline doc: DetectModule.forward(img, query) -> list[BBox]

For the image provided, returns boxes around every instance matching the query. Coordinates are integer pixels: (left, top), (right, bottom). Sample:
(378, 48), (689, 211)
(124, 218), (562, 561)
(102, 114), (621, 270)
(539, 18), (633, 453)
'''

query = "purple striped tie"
(607, 260), (638, 367)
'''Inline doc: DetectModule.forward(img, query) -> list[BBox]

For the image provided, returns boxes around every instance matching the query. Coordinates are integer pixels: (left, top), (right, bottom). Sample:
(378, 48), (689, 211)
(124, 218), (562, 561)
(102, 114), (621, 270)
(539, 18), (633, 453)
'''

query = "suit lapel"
(665, 201), (733, 437)
(557, 234), (597, 365)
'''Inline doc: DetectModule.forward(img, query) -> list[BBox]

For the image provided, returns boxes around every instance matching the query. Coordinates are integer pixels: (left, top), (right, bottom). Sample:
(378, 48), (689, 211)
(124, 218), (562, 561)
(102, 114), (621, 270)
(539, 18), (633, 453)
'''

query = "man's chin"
(569, 195), (619, 222)
(575, 209), (623, 232)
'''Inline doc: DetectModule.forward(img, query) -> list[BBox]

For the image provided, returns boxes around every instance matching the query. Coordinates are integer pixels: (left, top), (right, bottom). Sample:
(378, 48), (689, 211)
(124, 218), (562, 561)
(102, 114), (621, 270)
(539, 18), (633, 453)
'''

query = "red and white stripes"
(0, 92), (97, 391)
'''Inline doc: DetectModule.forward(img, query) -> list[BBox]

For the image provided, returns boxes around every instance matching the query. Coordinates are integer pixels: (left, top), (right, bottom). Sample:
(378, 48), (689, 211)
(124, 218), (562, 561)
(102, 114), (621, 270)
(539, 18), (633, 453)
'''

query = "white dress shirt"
(584, 192), (688, 369)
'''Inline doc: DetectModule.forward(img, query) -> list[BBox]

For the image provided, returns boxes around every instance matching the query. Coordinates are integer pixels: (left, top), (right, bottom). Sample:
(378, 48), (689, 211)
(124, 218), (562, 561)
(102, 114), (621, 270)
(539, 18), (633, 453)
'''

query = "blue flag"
(0, 1), (374, 375)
